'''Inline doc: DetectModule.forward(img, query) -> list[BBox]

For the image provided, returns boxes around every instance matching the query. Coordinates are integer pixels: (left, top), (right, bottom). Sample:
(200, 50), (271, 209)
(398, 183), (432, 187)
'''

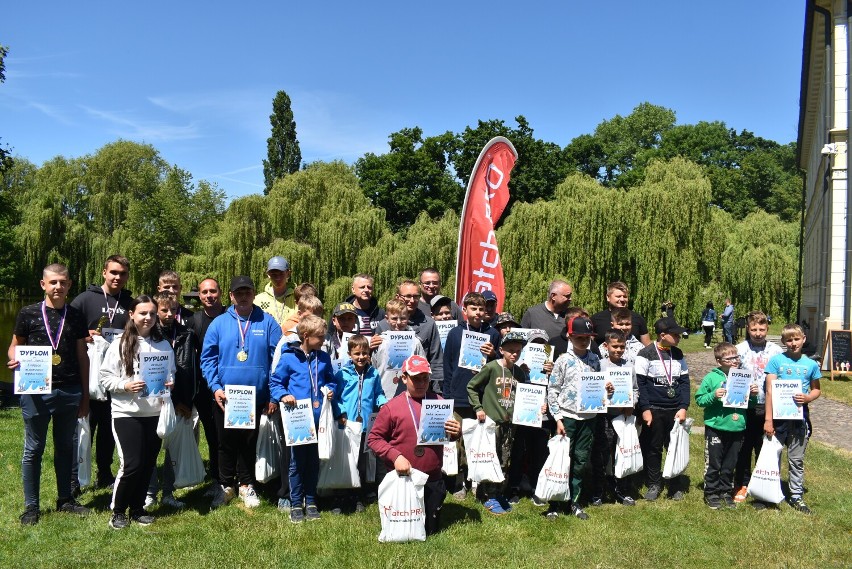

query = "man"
(590, 281), (651, 347)
(482, 290), (498, 326)
(343, 273), (385, 336)
(721, 298), (735, 343)
(374, 280), (445, 393)
(156, 270), (194, 323)
(200, 276), (282, 508)
(254, 256), (295, 327)
(418, 268), (463, 321)
(8, 263), (90, 525)
(186, 278), (225, 497)
(520, 280), (573, 342)
(70, 254), (132, 489)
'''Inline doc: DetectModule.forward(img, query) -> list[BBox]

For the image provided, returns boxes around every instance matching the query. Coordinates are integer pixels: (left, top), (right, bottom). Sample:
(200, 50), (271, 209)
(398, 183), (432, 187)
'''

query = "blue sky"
(2, 1), (805, 199)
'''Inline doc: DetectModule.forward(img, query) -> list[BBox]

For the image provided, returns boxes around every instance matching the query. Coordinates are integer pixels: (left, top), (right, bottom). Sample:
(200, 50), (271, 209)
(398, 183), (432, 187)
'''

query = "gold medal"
(313, 400), (320, 409)
(52, 353), (62, 366)
(236, 350), (248, 362)
(414, 446), (425, 457)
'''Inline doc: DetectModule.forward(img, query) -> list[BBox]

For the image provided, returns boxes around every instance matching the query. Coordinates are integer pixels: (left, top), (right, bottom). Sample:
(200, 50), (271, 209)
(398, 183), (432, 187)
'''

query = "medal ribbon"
(102, 289), (118, 326)
(406, 393), (421, 431)
(41, 301), (66, 353)
(356, 370), (365, 420)
(308, 355), (319, 402)
(237, 314), (251, 351)
(654, 343), (674, 388)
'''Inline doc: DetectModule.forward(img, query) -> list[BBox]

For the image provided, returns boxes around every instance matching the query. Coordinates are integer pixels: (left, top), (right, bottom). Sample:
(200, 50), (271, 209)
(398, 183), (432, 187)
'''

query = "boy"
(635, 317), (690, 502)
(323, 302), (358, 361)
(270, 314), (337, 523)
(156, 270), (194, 323)
(372, 299), (426, 401)
(430, 295), (455, 322)
(482, 290), (499, 326)
(367, 355), (462, 536)
(493, 312), (520, 339)
(332, 334), (387, 512)
(733, 311), (782, 505)
(146, 292), (200, 510)
(255, 256), (295, 327)
(591, 329), (639, 506)
(467, 331), (529, 514)
(600, 307), (643, 366)
(8, 263), (90, 525)
(695, 343), (757, 509)
(442, 292), (501, 499)
(763, 323), (821, 515)
(545, 316), (602, 520)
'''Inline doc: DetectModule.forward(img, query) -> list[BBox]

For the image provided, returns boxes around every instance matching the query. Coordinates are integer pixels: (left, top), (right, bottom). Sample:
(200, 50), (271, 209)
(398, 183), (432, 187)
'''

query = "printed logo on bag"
(753, 467), (780, 478)
(471, 451), (496, 460)
(618, 443), (641, 455)
(382, 505), (424, 519)
(544, 467), (569, 480)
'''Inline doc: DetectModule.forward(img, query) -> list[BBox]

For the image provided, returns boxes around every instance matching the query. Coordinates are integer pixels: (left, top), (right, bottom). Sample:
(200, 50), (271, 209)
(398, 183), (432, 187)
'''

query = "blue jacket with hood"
(270, 340), (337, 425)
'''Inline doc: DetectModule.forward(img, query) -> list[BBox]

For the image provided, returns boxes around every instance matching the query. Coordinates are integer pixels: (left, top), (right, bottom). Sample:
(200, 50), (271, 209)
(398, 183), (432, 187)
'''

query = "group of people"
(9, 257), (821, 535)
(700, 298), (737, 348)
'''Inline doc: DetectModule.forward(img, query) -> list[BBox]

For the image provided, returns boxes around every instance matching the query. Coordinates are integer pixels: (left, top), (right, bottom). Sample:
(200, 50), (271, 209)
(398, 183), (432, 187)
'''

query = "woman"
(100, 295), (175, 529)
(700, 301), (717, 349)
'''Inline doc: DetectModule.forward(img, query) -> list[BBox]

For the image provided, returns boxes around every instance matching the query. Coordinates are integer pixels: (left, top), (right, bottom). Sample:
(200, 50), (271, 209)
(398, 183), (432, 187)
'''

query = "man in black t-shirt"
(7, 263), (90, 525)
(590, 281), (651, 347)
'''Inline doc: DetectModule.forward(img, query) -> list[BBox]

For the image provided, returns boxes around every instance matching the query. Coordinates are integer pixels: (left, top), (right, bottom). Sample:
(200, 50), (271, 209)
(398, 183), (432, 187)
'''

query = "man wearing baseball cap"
(367, 355), (461, 536)
(255, 256), (295, 327)
(200, 276), (283, 509)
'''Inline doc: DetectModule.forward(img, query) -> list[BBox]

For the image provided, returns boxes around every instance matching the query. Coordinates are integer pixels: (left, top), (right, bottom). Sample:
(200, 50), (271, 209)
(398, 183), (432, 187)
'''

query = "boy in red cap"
(367, 355), (461, 536)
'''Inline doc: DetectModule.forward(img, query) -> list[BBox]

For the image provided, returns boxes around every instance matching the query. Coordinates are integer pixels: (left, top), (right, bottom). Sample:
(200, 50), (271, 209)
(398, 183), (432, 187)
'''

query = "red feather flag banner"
(454, 136), (518, 313)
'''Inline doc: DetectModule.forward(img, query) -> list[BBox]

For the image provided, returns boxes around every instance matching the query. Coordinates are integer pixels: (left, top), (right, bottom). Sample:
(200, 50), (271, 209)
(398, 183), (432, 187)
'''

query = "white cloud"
(80, 105), (201, 142)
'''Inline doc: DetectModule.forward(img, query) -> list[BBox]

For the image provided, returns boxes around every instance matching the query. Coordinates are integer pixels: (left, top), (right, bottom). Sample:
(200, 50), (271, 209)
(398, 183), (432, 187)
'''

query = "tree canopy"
(262, 90), (302, 195)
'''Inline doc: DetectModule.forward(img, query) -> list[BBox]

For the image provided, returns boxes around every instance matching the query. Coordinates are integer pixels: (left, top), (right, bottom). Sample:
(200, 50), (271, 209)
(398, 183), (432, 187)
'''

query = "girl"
(100, 295), (175, 529)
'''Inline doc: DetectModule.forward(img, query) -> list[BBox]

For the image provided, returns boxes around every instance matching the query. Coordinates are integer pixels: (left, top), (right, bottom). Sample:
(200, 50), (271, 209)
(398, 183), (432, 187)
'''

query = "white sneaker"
(211, 485), (235, 509)
(143, 494), (157, 512)
(239, 485), (261, 508)
(161, 493), (185, 509)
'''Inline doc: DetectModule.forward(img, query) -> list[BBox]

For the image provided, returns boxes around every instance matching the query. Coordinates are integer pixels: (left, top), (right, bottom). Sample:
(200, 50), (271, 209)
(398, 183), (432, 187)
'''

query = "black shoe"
(751, 501), (767, 511)
(96, 475), (115, 489)
(290, 507), (305, 524)
(109, 513), (129, 530)
(305, 504), (321, 521)
(705, 495), (723, 510)
(644, 485), (661, 501)
(355, 501), (365, 513)
(508, 493), (521, 505)
(20, 505), (39, 526)
(620, 495), (636, 506)
(590, 496), (603, 507)
(722, 495), (736, 509)
(789, 497), (812, 515)
(668, 490), (685, 501)
(57, 498), (90, 516)
(571, 504), (589, 520)
(131, 513), (155, 526)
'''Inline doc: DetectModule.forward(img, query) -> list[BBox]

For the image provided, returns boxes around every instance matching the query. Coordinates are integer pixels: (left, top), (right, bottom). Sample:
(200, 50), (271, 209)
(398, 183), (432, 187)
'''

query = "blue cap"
(267, 256), (290, 271)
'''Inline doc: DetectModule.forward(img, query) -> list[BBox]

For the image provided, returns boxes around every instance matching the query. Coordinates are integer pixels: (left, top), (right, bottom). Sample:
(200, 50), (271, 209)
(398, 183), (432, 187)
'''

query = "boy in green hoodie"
(695, 342), (757, 509)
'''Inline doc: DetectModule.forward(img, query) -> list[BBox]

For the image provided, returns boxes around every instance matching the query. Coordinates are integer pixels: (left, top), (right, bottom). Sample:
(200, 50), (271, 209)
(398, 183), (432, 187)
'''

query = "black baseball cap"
(655, 316), (687, 336)
(229, 276), (256, 292)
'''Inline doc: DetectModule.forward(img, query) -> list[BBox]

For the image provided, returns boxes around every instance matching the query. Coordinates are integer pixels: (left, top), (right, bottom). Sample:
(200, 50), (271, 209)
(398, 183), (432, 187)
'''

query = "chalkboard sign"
(823, 330), (852, 379)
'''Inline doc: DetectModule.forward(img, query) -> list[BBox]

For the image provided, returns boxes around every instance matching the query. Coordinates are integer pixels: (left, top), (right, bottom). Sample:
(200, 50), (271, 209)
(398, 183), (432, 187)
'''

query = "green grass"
(819, 373), (852, 406)
(1, 408), (850, 569)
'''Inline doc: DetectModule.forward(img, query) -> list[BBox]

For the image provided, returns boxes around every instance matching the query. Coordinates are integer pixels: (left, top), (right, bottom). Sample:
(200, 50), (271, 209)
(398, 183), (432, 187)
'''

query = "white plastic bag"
(612, 415), (644, 478)
(662, 418), (693, 479)
(166, 416), (206, 489)
(534, 435), (571, 502)
(76, 417), (92, 487)
(377, 468), (428, 543)
(442, 441), (458, 477)
(747, 435), (785, 504)
(255, 412), (283, 483)
(87, 336), (109, 401)
(317, 386), (334, 460)
(462, 417), (504, 483)
(318, 421), (363, 489)
(157, 397), (178, 441)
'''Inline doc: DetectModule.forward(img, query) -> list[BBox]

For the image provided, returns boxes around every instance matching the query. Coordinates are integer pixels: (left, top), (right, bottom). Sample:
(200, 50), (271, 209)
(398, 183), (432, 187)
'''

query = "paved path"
(685, 349), (852, 453)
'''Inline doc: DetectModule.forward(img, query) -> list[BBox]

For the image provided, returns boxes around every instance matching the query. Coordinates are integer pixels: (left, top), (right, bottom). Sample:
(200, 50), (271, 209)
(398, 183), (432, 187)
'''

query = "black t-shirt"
(14, 302), (88, 387)
(590, 309), (649, 346)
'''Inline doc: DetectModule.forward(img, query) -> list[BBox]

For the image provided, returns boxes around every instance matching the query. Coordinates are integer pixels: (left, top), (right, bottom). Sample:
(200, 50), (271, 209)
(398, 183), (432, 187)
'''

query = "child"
(482, 290), (499, 326)
(156, 270), (194, 323)
(763, 323), (821, 515)
(270, 314), (337, 523)
(442, 292), (500, 499)
(493, 312), (520, 338)
(545, 316), (602, 520)
(281, 295), (324, 341)
(695, 342), (756, 509)
(372, 299), (426, 401)
(8, 263), (90, 525)
(367, 355), (462, 536)
(600, 307), (643, 366)
(550, 307), (599, 359)
(146, 292), (200, 511)
(430, 295), (455, 322)
(324, 302), (358, 361)
(467, 331), (529, 515)
(100, 295), (176, 529)
(733, 311), (783, 506)
(332, 334), (388, 512)
(635, 316), (690, 502)
(592, 329), (639, 506)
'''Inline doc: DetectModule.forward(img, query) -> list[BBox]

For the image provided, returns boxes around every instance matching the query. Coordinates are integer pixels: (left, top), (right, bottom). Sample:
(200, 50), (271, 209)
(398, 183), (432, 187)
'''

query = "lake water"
(1, 299), (28, 385)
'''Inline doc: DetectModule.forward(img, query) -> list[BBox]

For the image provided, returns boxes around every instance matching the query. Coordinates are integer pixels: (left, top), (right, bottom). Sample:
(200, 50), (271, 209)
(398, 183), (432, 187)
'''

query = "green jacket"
(254, 281), (295, 327)
(467, 359), (527, 424)
(694, 367), (752, 432)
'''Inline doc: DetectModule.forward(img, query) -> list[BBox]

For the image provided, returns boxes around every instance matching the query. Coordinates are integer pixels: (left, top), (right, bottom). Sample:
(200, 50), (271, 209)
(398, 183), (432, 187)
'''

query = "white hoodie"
(99, 334), (176, 418)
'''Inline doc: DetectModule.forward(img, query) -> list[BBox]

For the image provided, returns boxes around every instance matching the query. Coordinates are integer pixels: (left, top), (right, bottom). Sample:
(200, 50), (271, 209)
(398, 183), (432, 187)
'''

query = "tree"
(356, 127), (462, 231)
(1, 44), (13, 174)
(262, 90), (301, 194)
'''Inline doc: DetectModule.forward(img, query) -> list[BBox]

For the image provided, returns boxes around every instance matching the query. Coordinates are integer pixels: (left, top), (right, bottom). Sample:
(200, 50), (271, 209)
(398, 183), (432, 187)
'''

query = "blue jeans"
(289, 444), (319, 508)
(21, 387), (82, 508)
